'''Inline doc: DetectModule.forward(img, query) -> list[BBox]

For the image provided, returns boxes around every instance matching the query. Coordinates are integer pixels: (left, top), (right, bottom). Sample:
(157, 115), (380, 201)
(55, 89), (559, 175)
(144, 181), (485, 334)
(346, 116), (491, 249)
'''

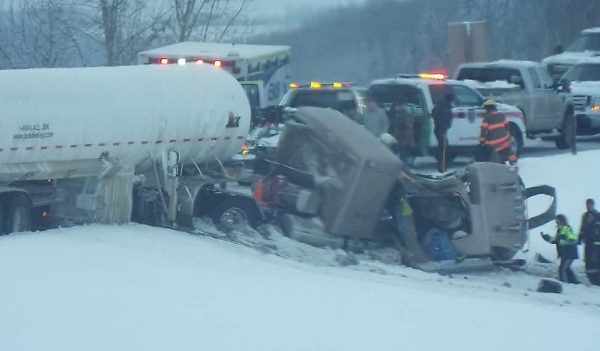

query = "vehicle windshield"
(566, 33), (600, 52)
(287, 89), (357, 111)
(563, 63), (600, 82)
(456, 67), (522, 84)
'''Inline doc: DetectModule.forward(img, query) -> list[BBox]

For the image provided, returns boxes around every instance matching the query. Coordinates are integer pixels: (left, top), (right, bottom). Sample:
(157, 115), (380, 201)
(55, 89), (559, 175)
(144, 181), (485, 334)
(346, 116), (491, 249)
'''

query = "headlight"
(590, 97), (600, 112)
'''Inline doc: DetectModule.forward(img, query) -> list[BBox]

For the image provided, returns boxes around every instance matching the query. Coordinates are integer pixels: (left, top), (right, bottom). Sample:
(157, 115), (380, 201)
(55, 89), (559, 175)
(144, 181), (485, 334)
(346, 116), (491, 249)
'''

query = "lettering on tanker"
(13, 123), (53, 140)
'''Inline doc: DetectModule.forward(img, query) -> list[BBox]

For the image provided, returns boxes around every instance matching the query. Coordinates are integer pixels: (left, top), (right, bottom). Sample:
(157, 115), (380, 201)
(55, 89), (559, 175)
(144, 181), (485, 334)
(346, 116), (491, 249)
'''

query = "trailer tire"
(211, 197), (260, 230)
(4, 194), (31, 234)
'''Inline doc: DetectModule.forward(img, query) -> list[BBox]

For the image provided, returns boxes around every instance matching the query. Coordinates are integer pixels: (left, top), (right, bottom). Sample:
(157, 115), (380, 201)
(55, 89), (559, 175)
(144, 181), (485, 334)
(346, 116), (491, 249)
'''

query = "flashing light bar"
(195, 59), (204, 64)
(310, 81), (322, 88)
(177, 58), (186, 65)
(213, 60), (223, 67)
(159, 58), (169, 65)
(289, 82), (299, 88)
(418, 72), (447, 80)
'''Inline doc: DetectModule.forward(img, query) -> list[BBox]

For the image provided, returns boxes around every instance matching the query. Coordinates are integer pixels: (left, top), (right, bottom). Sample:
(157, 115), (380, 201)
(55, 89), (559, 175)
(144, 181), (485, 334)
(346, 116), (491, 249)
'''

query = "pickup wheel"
(555, 109), (575, 150)
(508, 123), (523, 156)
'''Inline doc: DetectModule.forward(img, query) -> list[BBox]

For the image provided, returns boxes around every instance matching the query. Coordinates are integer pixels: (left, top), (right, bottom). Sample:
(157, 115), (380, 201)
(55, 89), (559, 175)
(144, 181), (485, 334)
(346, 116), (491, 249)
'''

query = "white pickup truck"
(454, 60), (576, 150)
(560, 57), (600, 135)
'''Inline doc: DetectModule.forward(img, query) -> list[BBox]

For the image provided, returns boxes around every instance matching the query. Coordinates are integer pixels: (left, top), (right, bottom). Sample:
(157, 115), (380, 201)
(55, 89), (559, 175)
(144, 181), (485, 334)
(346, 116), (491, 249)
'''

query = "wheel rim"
(219, 207), (248, 228)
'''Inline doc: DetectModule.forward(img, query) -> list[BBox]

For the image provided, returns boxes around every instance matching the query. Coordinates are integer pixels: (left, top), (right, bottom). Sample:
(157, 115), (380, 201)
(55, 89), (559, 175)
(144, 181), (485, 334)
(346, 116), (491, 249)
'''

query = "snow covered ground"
(1, 149), (599, 350)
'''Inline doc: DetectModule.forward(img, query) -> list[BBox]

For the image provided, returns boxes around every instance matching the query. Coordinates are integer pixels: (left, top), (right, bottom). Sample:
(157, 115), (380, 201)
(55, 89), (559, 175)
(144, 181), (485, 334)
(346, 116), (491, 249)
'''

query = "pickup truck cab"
(369, 73), (526, 160)
(561, 57), (600, 135)
(454, 60), (575, 150)
(542, 27), (600, 79)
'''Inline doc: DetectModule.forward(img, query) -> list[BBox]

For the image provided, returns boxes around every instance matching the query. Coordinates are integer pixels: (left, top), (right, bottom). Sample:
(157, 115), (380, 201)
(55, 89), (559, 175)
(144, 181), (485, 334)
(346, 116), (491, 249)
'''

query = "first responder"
(542, 214), (580, 284)
(479, 99), (517, 166)
(579, 199), (600, 285)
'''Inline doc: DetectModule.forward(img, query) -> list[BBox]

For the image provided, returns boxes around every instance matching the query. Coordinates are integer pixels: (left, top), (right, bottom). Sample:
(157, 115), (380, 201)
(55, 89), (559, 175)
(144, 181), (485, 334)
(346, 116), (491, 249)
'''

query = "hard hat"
(380, 133), (398, 146)
(483, 99), (496, 107)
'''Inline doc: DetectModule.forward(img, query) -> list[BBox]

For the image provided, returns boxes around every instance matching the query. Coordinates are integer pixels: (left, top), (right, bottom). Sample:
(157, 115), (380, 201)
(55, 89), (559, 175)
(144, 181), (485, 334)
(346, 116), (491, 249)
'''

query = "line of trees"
(254, 0), (600, 84)
(0, 0), (256, 68)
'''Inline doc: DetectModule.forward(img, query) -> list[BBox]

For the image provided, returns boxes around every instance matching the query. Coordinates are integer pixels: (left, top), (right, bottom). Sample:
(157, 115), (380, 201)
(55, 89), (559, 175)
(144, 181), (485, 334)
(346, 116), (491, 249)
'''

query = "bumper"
(576, 113), (600, 134)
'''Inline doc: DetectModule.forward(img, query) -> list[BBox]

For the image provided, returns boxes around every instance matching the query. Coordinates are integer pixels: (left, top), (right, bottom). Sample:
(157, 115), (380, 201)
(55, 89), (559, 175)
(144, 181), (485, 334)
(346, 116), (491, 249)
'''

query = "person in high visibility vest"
(479, 99), (518, 166)
(542, 214), (581, 284)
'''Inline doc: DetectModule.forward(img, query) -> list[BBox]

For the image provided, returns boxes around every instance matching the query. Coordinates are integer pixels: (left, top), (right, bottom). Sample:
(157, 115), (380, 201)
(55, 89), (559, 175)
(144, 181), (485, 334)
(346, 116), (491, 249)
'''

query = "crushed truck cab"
(257, 107), (556, 273)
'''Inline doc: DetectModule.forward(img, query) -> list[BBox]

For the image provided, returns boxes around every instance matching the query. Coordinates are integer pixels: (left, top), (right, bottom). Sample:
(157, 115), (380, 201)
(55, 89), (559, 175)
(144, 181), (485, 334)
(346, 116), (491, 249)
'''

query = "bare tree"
(169, 0), (254, 43)
(63, 0), (170, 66)
(0, 0), (86, 68)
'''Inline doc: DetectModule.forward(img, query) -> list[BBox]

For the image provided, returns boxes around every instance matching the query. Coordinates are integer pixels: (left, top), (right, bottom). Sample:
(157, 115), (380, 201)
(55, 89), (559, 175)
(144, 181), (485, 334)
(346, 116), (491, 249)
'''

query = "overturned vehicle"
(252, 107), (556, 273)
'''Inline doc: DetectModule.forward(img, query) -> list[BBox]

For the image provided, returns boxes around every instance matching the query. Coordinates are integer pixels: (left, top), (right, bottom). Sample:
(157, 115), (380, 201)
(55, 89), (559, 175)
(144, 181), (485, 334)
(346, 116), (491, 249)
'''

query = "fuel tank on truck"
(0, 64), (251, 182)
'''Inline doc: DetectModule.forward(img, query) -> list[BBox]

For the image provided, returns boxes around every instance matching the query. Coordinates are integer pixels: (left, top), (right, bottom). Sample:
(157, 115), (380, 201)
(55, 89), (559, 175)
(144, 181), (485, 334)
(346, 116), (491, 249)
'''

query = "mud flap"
(410, 257), (494, 274)
(525, 185), (556, 230)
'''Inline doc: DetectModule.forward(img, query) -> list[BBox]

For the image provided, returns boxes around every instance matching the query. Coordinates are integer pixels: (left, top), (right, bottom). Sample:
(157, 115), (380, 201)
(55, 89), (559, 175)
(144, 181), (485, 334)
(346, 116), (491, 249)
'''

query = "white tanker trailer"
(0, 63), (262, 233)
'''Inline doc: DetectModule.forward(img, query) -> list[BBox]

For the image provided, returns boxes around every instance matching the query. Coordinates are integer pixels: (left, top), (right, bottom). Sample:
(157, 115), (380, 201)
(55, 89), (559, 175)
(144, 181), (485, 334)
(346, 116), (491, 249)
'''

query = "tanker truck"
(0, 63), (262, 234)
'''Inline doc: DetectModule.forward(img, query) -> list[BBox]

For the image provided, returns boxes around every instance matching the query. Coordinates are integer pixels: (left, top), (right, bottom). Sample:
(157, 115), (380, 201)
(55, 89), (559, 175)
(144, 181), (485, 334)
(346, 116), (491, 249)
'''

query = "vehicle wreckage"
(248, 107), (556, 273)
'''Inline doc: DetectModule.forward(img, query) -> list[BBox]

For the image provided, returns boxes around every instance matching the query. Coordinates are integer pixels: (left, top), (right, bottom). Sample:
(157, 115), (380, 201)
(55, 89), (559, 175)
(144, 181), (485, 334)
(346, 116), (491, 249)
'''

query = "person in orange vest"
(479, 99), (517, 166)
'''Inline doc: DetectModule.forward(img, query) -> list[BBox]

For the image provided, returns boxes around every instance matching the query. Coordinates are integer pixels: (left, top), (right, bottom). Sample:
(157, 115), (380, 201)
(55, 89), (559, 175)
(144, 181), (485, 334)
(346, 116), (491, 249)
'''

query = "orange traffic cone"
(253, 178), (264, 203)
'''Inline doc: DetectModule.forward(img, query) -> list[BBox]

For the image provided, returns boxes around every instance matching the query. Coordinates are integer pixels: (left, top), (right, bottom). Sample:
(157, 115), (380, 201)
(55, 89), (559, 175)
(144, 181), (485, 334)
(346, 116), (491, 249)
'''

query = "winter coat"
(390, 108), (415, 147)
(479, 110), (511, 152)
(550, 224), (579, 259)
(431, 101), (453, 132)
(362, 106), (390, 138)
(579, 209), (600, 244)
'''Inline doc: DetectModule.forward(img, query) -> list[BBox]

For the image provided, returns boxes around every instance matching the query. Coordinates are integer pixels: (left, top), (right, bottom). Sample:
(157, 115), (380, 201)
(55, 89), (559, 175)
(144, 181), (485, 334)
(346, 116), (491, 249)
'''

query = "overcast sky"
(252, 0), (367, 17)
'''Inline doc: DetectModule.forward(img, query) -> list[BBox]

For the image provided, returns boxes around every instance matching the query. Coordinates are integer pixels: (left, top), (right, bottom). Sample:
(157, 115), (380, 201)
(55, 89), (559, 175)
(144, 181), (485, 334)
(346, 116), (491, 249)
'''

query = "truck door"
(538, 67), (565, 127)
(448, 84), (484, 145)
(527, 66), (554, 129)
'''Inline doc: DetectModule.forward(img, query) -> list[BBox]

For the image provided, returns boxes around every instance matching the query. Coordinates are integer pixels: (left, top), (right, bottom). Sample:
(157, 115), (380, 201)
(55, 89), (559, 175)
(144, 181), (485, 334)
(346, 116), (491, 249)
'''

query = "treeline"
(253, 0), (600, 84)
(0, 0), (256, 68)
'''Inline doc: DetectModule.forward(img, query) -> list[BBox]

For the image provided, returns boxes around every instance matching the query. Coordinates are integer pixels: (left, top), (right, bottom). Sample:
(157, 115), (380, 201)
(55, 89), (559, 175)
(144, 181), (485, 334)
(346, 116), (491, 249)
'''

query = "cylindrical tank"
(0, 64), (251, 174)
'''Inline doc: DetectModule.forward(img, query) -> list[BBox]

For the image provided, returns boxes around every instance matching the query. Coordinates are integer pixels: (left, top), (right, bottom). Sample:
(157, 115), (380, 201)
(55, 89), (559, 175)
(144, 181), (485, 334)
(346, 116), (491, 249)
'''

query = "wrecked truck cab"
(257, 107), (556, 273)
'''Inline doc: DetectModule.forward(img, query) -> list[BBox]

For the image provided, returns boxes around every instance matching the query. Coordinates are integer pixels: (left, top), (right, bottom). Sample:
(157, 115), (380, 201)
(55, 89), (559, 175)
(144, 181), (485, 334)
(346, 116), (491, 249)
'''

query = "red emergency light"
(159, 57), (169, 65)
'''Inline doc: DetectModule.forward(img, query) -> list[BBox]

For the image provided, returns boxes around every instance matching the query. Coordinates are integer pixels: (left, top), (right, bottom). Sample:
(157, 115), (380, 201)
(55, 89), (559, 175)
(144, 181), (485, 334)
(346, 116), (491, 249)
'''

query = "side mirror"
(556, 78), (571, 93)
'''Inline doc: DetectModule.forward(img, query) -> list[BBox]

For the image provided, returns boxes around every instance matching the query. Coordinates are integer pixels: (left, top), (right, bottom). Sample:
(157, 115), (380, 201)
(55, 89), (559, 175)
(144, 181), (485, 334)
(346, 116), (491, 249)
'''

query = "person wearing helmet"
(541, 214), (580, 284)
(479, 99), (517, 166)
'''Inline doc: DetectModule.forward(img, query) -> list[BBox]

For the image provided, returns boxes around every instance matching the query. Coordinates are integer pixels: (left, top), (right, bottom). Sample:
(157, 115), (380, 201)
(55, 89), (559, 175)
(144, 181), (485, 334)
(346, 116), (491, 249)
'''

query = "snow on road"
(1, 149), (599, 351)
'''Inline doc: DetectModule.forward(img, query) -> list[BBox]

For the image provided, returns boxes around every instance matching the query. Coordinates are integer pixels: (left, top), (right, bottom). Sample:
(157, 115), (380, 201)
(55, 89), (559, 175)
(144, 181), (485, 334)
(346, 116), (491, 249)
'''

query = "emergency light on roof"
(213, 60), (223, 67)
(159, 58), (169, 65)
(177, 58), (186, 65)
(195, 59), (204, 64)
(310, 81), (322, 88)
(418, 72), (447, 80)
(289, 82), (299, 88)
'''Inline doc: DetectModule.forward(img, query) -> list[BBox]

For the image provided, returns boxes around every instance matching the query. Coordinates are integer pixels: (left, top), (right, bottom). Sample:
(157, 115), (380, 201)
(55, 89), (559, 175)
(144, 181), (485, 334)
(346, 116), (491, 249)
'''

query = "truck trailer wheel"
(555, 109), (575, 150)
(210, 197), (260, 230)
(3, 194), (32, 234)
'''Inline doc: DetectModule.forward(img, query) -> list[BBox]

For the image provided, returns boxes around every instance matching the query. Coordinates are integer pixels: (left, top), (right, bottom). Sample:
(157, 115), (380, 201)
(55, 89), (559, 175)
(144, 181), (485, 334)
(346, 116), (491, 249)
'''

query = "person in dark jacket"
(431, 92), (454, 173)
(389, 97), (416, 165)
(579, 198), (600, 285)
(479, 99), (517, 166)
(542, 214), (580, 284)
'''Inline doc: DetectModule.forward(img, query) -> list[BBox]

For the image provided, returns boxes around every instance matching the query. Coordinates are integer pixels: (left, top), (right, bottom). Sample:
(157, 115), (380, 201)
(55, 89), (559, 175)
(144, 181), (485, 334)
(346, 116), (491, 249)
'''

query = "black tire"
(0, 203), (5, 236)
(491, 247), (517, 262)
(508, 123), (523, 156)
(210, 196), (260, 229)
(4, 194), (32, 234)
(555, 109), (575, 150)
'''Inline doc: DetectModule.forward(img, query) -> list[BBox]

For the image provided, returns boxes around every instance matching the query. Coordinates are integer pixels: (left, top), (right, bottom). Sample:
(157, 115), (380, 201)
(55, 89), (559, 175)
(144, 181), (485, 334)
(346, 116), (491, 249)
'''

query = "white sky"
(252, 0), (367, 17)
(0, 146), (599, 350)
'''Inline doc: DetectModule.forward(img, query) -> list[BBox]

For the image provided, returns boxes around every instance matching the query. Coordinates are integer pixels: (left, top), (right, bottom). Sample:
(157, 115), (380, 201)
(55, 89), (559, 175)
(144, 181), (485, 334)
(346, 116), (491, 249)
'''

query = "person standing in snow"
(541, 214), (580, 284)
(431, 92), (454, 173)
(579, 198), (600, 285)
(479, 99), (518, 166)
(362, 94), (390, 138)
(389, 97), (416, 165)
